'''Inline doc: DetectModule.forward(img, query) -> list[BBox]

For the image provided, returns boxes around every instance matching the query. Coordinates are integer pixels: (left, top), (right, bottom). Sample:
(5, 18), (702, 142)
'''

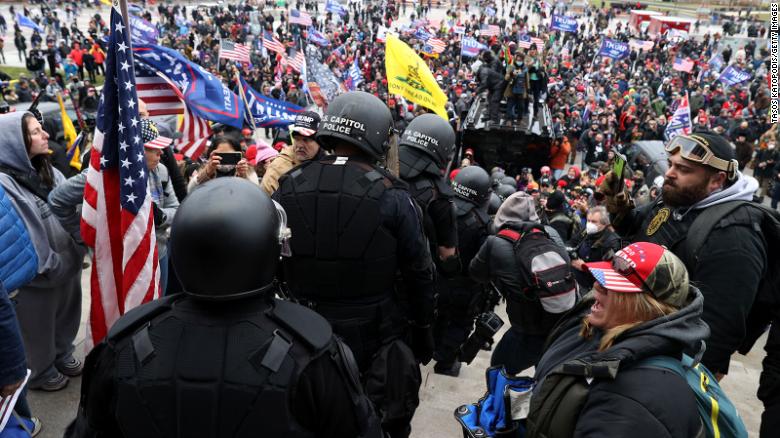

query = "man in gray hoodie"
(0, 111), (85, 391)
(602, 131), (766, 380)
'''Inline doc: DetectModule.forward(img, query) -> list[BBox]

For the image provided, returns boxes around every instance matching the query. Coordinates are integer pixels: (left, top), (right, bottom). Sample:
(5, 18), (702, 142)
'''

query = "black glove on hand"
(410, 323), (435, 365)
(152, 202), (165, 227)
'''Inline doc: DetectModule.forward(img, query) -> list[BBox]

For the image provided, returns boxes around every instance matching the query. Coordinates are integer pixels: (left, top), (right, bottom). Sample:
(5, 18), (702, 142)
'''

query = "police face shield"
(272, 200), (292, 257)
(664, 135), (737, 179)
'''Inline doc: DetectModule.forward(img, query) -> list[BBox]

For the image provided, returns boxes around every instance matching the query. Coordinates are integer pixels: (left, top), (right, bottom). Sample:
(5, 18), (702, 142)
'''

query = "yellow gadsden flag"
(385, 35), (448, 120)
(56, 93), (81, 171)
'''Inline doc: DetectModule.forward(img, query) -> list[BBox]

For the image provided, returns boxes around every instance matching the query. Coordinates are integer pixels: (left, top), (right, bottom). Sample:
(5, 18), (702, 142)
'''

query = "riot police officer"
(274, 91), (436, 438)
(399, 113), (459, 276)
(66, 178), (382, 438)
(433, 166), (493, 376)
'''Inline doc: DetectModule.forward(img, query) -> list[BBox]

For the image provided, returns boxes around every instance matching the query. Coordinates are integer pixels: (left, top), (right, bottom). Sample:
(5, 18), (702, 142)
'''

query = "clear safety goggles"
(272, 200), (292, 257)
(664, 135), (737, 179)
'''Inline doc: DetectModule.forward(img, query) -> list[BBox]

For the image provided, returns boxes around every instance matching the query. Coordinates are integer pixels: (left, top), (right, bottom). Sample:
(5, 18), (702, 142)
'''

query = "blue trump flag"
(15, 13), (43, 33)
(344, 58), (363, 91)
(129, 14), (158, 44)
(461, 37), (487, 58)
(718, 65), (752, 88)
(239, 77), (303, 128)
(550, 14), (577, 33)
(598, 38), (630, 59)
(326, 0), (348, 16)
(133, 44), (245, 128)
(307, 27), (330, 46)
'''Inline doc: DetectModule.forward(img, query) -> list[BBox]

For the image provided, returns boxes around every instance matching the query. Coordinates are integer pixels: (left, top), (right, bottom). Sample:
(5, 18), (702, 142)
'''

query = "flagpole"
(234, 69), (256, 131)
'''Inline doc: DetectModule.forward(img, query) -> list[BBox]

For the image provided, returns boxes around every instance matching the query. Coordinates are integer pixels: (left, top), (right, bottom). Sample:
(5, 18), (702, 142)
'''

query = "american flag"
(286, 48), (306, 72)
(589, 268), (642, 293)
(517, 34), (541, 49)
(134, 63), (184, 116)
(219, 40), (251, 64)
(673, 56), (695, 73)
(263, 31), (286, 55)
(175, 106), (211, 160)
(81, 3), (160, 346)
(426, 37), (447, 54)
(289, 9), (312, 26)
(480, 24), (500, 37)
(629, 39), (654, 52)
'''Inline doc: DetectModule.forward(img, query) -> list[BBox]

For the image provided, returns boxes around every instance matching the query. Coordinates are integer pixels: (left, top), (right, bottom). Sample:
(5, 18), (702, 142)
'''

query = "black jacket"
(530, 288), (710, 438)
(613, 179), (766, 374)
(470, 222), (564, 336)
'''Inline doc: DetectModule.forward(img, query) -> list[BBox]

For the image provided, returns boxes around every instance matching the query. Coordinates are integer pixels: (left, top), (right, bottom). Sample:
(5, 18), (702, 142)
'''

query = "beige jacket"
(261, 146), (299, 195)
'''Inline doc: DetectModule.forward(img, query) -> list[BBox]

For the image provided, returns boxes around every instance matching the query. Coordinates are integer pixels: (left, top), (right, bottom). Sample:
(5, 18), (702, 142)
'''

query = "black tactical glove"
(409, 323), (435, 365)
(152, 202), (165, 227)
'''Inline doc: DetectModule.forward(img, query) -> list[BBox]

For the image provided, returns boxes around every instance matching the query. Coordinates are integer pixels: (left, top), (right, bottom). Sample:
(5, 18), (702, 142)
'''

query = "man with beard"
(599, 131), (766, 383)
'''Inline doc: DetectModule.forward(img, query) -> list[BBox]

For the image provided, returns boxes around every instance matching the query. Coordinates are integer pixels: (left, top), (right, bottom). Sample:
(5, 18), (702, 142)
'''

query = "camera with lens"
(459, 311), (505, 364)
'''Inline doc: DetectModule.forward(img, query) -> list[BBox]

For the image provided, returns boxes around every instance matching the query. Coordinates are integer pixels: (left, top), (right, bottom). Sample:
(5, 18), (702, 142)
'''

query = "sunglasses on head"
(664, 135), (737, 180)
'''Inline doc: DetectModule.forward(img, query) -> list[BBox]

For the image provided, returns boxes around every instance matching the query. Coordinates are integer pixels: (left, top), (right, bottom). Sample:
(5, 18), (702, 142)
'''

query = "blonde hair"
(580, 292), (679, 351)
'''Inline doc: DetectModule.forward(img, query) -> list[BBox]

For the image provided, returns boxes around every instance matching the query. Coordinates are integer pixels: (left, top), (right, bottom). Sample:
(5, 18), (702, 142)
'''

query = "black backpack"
(496, 224), (578, 314)
(684, 200), (780, 353)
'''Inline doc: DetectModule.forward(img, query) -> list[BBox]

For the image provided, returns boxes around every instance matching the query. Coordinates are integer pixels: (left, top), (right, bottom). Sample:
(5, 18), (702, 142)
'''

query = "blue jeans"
(490, 327), (547, 375)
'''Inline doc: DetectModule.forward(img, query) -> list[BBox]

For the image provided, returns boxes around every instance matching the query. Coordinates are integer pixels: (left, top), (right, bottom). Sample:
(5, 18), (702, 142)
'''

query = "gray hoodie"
(0, 112), (84, 290)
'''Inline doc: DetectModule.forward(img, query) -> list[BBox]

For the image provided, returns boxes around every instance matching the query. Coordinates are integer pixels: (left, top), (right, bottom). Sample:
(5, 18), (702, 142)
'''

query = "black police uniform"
(433, 192), (491, 367)
(274, 92), (435, 438)
(400, 147), (458, 261)
(66, 179), (381, 438)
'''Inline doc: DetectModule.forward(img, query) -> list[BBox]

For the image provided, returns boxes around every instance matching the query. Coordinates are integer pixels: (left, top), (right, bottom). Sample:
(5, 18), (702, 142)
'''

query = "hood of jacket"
(692, 171), (758, 210)
(540, 286), (710, 380)
(0, 112), (35, 175)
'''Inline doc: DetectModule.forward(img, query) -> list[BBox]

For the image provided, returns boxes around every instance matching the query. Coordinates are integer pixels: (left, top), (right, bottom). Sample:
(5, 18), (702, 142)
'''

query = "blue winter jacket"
(0, 280), (27, 387)
(0, 183), (37, 292)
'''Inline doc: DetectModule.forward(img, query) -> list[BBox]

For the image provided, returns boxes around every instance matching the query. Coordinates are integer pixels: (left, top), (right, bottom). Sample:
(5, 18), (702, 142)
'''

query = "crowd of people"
(0, 0), (778, 437)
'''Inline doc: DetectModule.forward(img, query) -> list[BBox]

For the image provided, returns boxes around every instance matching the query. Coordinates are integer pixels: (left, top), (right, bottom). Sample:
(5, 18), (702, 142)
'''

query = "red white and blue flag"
(518, 34), (544, 50)
(672, 56), (695, 73)
(263, 31), (286, 55)
(81, 2), (159, 346)
(426, 37), (447, 54)
(285, 48), (306, 72)
(480, 24), (500, 37)
(629, 39), (654, 52)
(219, 39), (251, 64)
(175, 106), (211, 160)
(289, 9), (313, 26)
(134, 62), (184, 116)
(664, 93), (692, 141)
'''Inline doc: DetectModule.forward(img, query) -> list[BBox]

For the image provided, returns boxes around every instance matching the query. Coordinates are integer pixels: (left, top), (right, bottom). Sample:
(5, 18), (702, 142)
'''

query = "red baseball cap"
(585, 242), (690, 307)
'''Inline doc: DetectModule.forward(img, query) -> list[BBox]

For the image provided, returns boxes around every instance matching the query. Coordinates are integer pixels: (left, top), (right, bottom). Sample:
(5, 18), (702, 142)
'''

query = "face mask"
(585, 222), (601, 235)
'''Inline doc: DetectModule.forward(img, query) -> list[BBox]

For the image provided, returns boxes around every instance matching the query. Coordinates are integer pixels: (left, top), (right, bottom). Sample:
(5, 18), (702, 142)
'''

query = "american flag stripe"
(481, 25), (500, 37)
(289, 9), (312, 26)
(592, 269), (643, 292)
(219, 40), (251, 64)
(175, 106), (211, 160)
(427, 37), (446, 53)
(286, 50), (306, 72)
(264, 33), (286, 55)
(81, 5), (160, 347)
(144, 136), (173, 149)
(135, 75), (184, 115)
(531, 37), (544, 51)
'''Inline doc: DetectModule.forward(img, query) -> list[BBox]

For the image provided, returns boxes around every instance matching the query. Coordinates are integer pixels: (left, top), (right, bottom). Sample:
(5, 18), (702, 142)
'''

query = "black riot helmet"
(399, 113), (456, 171)
(316, 91), (393, 160)
(496, 183), (517, 200)
(452, 166), (491, 206)
(170, 178), (291, 301)
(488, 192), (502, 215)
